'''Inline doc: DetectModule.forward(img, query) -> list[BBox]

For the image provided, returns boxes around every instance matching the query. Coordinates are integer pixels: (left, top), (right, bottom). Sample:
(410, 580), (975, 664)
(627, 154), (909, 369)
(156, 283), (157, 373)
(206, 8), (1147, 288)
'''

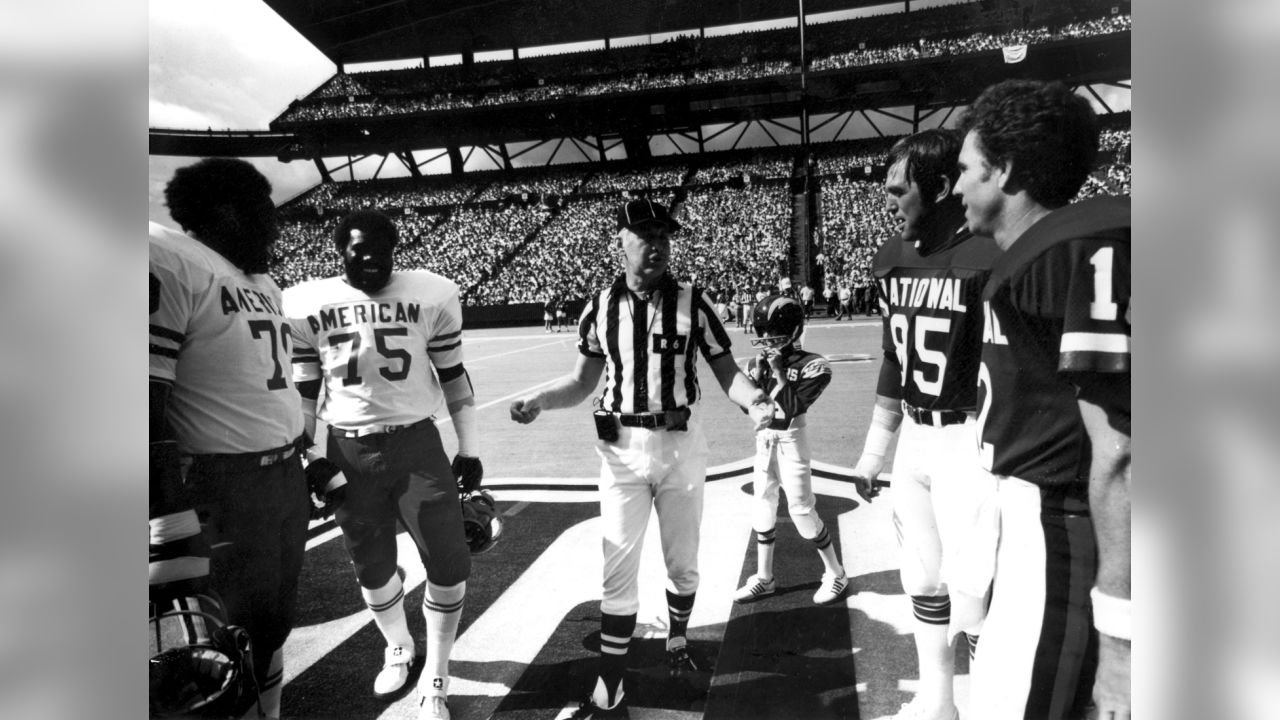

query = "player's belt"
(615, 407), (691, 430)
(901, 401), (969, 428)
(188, 436), (305, 471)
(329, 417), (432, 438)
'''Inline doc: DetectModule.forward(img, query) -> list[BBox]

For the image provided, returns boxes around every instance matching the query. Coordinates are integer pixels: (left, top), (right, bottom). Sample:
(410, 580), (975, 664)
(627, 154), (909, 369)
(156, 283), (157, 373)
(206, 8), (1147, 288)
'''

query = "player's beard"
(344, 257), (392, 292)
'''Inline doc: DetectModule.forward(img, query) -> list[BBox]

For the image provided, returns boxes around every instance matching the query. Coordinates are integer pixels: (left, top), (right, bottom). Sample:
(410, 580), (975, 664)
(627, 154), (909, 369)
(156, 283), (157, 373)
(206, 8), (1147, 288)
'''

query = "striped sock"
(599, 612), (636, 705)
(755, 528), (777, 546)
(420, 580), (465, 697)
(811, 525), (833, 551)
(362, 573), (413, 650)
(911, 594), (951, 626)
(666, 590), (696, 645)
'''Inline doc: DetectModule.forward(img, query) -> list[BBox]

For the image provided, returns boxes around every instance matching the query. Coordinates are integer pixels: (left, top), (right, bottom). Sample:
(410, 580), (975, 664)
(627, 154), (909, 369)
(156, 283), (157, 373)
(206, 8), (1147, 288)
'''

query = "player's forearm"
(531, 374), (598, 411)
(1080, 397), (1132, 600)
(855, 394), (903, 473)
(441, 367), (479, 456)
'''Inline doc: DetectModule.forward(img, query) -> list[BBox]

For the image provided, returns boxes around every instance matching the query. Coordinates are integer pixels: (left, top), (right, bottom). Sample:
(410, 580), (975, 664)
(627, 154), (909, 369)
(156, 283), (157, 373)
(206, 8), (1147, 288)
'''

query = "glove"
(304, 456), (347, 520)
(452, 454), (484, 493)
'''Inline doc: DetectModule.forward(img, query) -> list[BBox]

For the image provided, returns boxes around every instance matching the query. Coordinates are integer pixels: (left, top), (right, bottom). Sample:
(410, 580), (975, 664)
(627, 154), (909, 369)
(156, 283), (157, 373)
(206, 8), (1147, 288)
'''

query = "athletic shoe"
(813, 571), (848, 605)
(890, 698), (959, 720)
(417, 694), (450, 720)
(733, 575), (777, 603)
(373, 645), (415, 697)
(667, 644), (701, 674)
(554, 679), (624, 719)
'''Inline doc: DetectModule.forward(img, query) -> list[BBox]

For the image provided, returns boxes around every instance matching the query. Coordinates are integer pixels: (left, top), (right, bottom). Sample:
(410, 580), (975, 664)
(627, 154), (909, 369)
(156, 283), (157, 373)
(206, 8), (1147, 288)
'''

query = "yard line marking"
(437, 377), (564, 424)
(467, 338), (567, 363)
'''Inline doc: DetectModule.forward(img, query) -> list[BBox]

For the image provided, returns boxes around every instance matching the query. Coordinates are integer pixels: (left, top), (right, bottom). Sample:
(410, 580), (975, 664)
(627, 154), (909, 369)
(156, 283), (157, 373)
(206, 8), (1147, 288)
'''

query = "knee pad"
(788, 499), (823, 540)
(423, 544), (471, 588)
(341, 521), (401, 589)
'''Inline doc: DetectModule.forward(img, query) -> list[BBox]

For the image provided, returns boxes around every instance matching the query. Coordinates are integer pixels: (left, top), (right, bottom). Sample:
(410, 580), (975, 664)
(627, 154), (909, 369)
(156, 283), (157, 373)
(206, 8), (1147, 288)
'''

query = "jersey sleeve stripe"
(1060, 351), (1130, 374)
(428, 340), (462, 353)
(1060, 332), (1130, 354)
(150, 344), (180, 359)
(291, 354), (321, 364)
(150, 324), (185, 344)
(431, 330), (462, 343)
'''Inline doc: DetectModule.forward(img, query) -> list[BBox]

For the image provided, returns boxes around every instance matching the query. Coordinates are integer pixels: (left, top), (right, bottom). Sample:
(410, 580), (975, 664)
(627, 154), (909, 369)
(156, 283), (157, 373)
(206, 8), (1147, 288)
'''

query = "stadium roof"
(263, 0), (894, 67)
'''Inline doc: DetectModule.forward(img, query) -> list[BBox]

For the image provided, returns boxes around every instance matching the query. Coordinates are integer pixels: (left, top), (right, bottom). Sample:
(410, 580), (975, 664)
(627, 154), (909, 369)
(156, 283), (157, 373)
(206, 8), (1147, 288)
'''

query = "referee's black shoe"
(666, 640), (702, 675)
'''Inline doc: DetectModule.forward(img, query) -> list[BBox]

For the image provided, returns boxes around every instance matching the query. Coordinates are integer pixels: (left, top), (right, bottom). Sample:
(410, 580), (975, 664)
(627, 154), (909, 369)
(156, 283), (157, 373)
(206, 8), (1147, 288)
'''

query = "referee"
(510, 198), (776, 720)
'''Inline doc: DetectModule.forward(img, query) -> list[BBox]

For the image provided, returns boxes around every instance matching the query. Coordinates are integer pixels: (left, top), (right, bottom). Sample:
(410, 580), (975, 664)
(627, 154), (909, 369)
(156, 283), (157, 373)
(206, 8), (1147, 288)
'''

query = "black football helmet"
(460, 490), (503, 554)
(751, 294), (805, 349)
(149, 599), (257, 718)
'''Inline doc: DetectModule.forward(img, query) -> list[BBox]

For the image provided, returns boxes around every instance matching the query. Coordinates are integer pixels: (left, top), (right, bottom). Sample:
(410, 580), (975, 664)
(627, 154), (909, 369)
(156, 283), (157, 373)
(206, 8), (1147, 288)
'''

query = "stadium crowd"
(276, 5), (1129, 127)
(810, 14), (1131, 71)
(268, 128), (1130, 306)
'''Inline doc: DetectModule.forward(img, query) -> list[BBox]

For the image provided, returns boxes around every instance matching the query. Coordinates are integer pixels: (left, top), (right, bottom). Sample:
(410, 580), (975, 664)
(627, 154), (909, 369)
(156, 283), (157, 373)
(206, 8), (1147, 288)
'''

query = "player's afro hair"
(164, 158), (273, 236)
(886, 128), (962, 204)
(958, 79), (1098, 209)
(332, 209), (400, 252)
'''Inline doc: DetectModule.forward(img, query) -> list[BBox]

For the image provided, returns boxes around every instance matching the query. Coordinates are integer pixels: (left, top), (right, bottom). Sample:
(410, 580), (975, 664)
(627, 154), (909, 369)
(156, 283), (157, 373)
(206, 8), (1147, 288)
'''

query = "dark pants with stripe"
(969, 477), (1098, 720)
(326, 419), (470, 589)
(187, 451), (309, 691)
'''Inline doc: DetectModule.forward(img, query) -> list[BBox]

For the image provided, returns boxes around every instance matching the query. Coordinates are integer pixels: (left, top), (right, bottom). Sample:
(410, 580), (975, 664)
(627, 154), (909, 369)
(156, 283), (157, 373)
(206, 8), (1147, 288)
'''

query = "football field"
(280, 315), (970, 720)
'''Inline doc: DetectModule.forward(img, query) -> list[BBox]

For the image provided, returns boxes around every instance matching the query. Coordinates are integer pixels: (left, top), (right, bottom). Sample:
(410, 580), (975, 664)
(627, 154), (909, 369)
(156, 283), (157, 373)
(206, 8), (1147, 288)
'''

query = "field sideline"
(278, 315), (971, 720)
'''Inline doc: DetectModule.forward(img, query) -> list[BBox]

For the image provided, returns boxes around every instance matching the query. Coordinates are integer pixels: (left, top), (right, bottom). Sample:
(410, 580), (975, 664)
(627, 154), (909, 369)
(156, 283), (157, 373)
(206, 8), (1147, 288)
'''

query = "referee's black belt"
(187, 436), (305, 472)
(901, 401), (970, 427)
(329, 417), (432, 438)
(615, 407), (691, 429)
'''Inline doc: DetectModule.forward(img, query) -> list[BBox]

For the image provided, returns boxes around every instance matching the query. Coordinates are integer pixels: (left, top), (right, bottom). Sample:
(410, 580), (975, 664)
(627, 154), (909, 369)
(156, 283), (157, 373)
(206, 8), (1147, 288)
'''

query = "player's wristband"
(1090, 587), (1131, 641)
(862, 405), (901, 458)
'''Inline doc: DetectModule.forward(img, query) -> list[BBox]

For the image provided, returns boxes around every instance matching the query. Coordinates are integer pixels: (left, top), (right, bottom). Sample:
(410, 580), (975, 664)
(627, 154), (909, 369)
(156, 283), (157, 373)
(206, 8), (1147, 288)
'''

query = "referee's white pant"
(595, 413), (707, 616)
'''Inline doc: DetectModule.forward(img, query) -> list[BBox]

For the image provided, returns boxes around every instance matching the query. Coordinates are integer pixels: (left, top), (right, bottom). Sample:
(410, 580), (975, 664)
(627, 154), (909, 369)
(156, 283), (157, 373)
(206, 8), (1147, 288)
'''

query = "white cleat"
(373, 645), (415, 698)
(733, 575), (777, 603)
(813, 571), (848, 605)
(418, 694), (451, 720)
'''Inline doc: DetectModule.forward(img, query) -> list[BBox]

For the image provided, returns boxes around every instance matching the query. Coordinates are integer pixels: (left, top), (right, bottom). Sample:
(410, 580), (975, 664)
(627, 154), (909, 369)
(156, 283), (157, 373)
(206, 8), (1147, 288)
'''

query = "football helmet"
(460, 490), (503, 554)
(149, 601), (257, 718)
(751, 295), (805, 349)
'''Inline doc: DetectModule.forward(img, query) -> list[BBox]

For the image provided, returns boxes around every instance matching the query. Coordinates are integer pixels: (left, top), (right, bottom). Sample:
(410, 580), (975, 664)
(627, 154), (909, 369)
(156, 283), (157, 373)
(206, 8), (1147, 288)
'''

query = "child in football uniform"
(735, 295), (849, 605)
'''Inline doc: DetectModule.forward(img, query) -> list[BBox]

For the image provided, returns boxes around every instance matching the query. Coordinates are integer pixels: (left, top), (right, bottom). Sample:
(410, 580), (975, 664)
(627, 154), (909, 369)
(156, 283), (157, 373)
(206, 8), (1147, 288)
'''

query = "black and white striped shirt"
(579, 274), (733, 413)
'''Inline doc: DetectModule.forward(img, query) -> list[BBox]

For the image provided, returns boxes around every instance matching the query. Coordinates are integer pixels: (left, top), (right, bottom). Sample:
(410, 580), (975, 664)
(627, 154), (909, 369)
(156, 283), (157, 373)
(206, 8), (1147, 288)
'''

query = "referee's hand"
(510, 398), (542, 424)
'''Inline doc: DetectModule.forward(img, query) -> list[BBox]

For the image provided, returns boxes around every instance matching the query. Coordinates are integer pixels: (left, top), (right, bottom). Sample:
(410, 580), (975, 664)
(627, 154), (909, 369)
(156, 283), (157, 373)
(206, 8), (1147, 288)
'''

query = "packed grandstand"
(253, 0), (1132, 307)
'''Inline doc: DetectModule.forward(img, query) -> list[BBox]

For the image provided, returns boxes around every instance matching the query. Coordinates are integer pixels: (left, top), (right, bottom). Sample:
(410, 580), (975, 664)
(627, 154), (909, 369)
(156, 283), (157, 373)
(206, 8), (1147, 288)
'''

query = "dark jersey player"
(956, 79), (1132, 720)
(849, 129), (1001, 720)
(733, 295), (848, 607)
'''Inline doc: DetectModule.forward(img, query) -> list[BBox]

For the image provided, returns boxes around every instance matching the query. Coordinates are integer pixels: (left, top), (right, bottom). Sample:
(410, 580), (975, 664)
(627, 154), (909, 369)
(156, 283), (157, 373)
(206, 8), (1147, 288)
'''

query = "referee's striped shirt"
(579, 274), (733, 413)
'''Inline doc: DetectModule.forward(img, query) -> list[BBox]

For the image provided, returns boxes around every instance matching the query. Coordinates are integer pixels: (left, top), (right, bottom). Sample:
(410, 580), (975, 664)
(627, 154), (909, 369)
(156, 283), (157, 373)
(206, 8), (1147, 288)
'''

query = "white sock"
(420, 579), (465, 696)
(362, 573), (414, 650)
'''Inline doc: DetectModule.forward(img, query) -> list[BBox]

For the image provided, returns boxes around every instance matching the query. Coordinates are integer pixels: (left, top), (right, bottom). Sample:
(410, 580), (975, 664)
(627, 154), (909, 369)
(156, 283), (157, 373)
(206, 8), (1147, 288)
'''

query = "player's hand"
(1090, 634), (1131, 720)
(304, 455), (347, 520)
(747, 396), (776, 431)
(452, 454), (484, 493)
(510, 397), (542, 424)
(851, 455), (884, 503)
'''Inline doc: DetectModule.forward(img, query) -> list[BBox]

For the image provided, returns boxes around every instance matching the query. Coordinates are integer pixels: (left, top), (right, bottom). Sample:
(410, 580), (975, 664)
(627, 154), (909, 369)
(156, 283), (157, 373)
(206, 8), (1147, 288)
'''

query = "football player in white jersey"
(284, 209), (482, 720)
(150, 158), (308, 719)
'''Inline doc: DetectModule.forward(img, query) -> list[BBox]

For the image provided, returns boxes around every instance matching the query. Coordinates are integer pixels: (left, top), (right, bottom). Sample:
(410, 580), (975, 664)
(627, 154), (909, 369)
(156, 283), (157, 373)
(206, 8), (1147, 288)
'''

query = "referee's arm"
(708, 353), (769, 409)
(510, 354), (606, 424)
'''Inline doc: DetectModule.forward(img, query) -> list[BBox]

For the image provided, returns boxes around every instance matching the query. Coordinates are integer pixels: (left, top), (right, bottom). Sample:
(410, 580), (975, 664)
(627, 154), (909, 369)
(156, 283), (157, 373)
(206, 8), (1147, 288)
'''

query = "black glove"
(304, 456), (347, 520)
(452, 454), (484, 493)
